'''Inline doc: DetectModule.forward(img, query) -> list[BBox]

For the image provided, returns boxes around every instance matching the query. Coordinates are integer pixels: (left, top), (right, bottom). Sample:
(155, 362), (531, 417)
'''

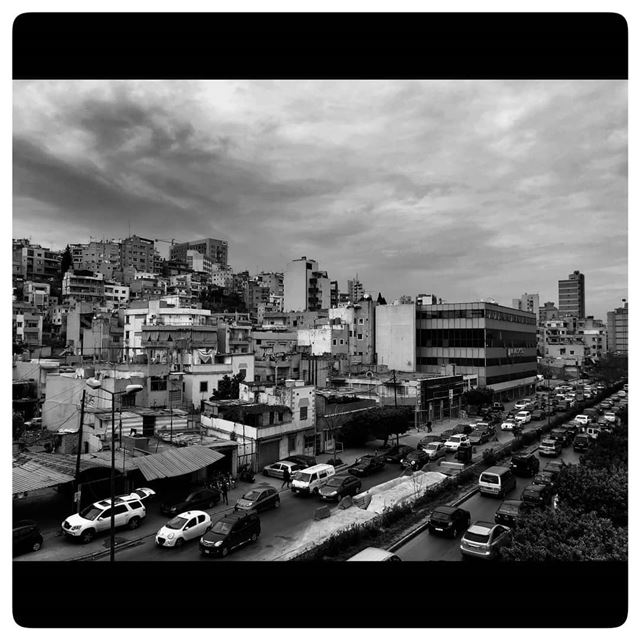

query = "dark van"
(573, 433), (591, 452)
(199, 511), (260, 558)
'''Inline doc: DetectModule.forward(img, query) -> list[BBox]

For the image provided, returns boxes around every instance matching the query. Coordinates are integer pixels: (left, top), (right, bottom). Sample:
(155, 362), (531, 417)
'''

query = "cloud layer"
(13, 80), (627, 319)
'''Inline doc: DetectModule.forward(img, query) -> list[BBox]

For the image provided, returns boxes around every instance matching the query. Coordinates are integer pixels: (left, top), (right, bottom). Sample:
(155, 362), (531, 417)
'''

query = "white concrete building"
(104, 282), (130, 309)
(375, 303), (417, 371)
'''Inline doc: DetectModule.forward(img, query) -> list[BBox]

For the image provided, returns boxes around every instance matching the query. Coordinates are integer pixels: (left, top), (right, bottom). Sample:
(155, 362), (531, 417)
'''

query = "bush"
(482, 448), (497, 466)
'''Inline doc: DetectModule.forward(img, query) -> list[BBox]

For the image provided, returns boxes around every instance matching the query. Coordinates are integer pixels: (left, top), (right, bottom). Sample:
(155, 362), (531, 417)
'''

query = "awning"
(13, 459), (75, 495)
(134, 444), (224, 481)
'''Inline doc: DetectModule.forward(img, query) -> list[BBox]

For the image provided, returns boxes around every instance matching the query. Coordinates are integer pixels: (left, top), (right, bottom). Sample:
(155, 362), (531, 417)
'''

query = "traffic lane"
(396, 445), (580, 561)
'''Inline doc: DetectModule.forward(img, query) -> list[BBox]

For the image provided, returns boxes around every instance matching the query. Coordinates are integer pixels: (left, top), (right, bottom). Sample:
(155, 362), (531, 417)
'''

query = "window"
(332, 339), (337, 346)
(339, 339), (344, 345)
(300, 406), (308, 420)
(200, 381), (208, 393)
(288, 435), (297, 452)
(150, 377), (167, 392)
(269, 412), (275, 424)
(113, 504), (128, 516)
(357, 333), (363, 340)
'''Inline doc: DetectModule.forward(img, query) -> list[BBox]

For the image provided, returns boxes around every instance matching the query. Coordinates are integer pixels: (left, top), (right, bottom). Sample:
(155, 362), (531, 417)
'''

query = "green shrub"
(482, 448), (497, 466)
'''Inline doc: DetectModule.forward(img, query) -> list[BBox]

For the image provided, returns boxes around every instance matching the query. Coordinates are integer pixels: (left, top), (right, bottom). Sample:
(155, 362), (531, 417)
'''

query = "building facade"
(512, 292), (540, 319)
(607, 301), (628, 354)
(171, 238), (228, 267)
(283, 257), (331, 312)
(375, 303), (417, 371)
(558, 270), (585, 319)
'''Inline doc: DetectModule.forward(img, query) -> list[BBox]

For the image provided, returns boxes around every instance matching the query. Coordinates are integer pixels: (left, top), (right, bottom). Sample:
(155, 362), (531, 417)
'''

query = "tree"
(369, 406), (412, 446)
(501, 507), (627, 561)
(209, 370), (246, 401)
(60, 245), (73, 278)
(338, 412), (374, 447)
(13, 412), (25, 440)
(462, 387), (494, 409)
(376, 293), (387, 305)
(589, 353), (628, 385)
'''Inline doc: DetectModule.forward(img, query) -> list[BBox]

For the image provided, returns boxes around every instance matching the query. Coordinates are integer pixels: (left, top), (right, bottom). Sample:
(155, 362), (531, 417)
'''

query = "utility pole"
(392, 370), (399, 445)
(74, 389), (86, 512)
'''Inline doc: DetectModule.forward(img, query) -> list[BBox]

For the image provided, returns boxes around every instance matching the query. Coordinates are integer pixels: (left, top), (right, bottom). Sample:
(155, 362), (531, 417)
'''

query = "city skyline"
(13, 80), (627, 319)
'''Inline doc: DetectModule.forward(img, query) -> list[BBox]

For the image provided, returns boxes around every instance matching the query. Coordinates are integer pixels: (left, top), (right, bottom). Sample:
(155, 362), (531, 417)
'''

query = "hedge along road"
(393, 445), (581, 561)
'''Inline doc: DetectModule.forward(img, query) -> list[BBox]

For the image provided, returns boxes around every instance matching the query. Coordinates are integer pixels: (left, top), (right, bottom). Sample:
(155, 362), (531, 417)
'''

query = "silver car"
(460, 521), (512, 560)
(262, 460), (303, 479)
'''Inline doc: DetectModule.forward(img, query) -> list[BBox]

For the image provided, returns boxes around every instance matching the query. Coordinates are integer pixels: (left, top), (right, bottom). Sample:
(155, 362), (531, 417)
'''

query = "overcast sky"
(13, 80), (627, 319)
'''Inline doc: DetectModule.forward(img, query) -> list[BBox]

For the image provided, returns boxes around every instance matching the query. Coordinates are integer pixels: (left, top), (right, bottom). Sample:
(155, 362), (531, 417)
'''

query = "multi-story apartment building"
(62, 270), (105, 303)
(329, 296), (376, 366)
(14, 241), (61, 281)
(558, 270), (585, 319)
(257, 272), (284, 297)
(76, 240), (122, 277)
(607, 300), (628, 354)
(104, 282), (130, 309)
(539, 301), (559, 323)
(13, 303), (43, 348)
(210, 264), (234, 289)
(171, 237), (228, 267)
(347, 277), (365, 303)
(284, 257), (331, 312)
(185, 250), (214, 278)
(244, 279), (270, 312)
(512, 292), (540, 319)
(24, 281), (52, 311)
(121, 235), (159, 275)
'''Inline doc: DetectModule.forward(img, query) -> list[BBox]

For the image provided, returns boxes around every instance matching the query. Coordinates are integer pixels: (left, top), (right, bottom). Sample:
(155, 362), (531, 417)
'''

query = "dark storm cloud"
(13, 80), (626, 318)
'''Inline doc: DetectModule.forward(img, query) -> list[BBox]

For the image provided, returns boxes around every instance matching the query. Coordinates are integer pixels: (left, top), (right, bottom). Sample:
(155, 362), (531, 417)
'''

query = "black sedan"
(427, 506), (471, 538)
(532, 471), (557, 490)
(234, 484), (280, 513)
(13, 520), (43, 556)
(348, 455), (386, 477)
(469, 428), (490, 445)
(319, 474), (362, 501)
(544, 459), (568, 479)
(160, 488), (221, 516)
(510, 454), (540, 477)
(384, 444), (415, 464)
(494, 500), (527, 527)
(400, 449), (431, 470)
(521, 483), (554, 507)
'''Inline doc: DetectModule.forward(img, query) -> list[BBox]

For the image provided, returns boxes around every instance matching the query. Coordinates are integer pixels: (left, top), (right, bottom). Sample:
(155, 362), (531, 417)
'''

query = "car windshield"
(242, 491), (262, 501)
(480, 473), (499, 484)
(325, 477), (343, 487)
(498, 503), (520, 515)
(211, 520), (233, 534)
(166, 516), (188, 530)
(465, 531), (490, 543)
(425, 444), (438, 451)
(79, 506), (102, 520)
(296, 472), (313, 482)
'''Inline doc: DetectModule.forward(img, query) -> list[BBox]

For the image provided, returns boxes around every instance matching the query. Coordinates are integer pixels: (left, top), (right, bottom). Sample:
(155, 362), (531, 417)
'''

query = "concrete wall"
(375, 303), (416, 371)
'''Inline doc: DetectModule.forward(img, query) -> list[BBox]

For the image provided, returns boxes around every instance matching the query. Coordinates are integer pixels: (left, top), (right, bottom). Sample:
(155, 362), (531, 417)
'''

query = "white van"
(478, 466), (516, 498)
(291, 463), (336, 496)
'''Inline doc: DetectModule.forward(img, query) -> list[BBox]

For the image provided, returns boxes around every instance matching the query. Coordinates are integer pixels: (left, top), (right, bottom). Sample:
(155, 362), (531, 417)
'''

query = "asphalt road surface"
(394, 445), (581, 561)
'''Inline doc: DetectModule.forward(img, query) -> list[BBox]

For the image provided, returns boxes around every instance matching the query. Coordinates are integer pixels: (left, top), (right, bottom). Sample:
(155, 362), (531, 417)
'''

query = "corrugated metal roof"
(134, 444), (224, 481)
(13, 451), (102, 476)
(13, 459), (75, 495)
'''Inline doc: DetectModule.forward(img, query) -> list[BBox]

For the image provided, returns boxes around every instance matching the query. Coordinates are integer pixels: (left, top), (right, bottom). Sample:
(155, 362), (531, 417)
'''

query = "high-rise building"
(121, 235), (159, 275)
(558, 270), (585, 319)
(347, 277), (364, 303)
(512, 292), (540, 319)
(283, 257), (331, 312)
(170, 238), (228, 267)
(607, 300), (628, 354)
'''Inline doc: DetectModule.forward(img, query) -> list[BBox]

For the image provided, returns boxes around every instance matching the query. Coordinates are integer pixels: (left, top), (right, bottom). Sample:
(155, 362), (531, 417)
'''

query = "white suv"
(62, 494), (147, 543)
(444, 434), (470, 452)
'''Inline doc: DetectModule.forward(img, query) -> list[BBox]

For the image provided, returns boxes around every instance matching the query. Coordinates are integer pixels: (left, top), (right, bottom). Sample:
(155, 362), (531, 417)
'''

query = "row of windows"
(417, 308), (536, 325)
(416, 328), (536, 349)
(485, 369), (538, 385)
(417, 355), (536, 367)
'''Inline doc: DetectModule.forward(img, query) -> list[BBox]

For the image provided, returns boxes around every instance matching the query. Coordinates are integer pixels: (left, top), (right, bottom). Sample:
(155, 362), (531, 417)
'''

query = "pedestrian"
(220, 479), (229, 505)
(426, 421), (433, 433)
(281, 467), (291, 489)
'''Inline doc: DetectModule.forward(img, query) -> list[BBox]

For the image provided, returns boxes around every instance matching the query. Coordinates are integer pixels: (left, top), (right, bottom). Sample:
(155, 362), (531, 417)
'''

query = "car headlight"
(170, 507), (177, 513)
(214, 541), (223, 547)
(71, 525), (81, 531)
(166, 532), (174, 540)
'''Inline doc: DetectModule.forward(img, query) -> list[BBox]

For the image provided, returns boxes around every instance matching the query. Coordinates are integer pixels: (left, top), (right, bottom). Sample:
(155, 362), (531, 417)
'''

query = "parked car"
(119, 487), (156, 503)
(422, 441), (448, 460)
(492, 402), (505, 411)
(514, 399), (532, 411)
(453, 423), (475, 435)
(401, 449), (431, 470)
(292, 463), (336, 495)
(469, 428), (490, 445)
(348, 454), (386, 477)
(13, 520), (43, 555)
(282, 455), (316, 468)
(521, 483), (554, 507)
(155, 510), (212, 548)
(514, 410), (532, 424)
(509, 454), (540, 477)
(494, 500), (527, 527)
(427, 506), (471, 538)
(575, 414), (591, 426)
(603, 411), (617, 424)
(444, 434), (470, 452)
(199, 511), (260, 557)
(478, 466), (516, 498)
(384, 444), (415, 463)
(539, 438), (562, 457)
(532, 471), (557, 491)
(543, 459), (568, 479)
(460, 521), (512, 560)
(160, 488), (221, 516)
(262, 460), (304, 479)
(440, 429), (456, 441)
(501, 418), (517, 431)
(573, 433), (592, 452)
(234, 484), (280, 513)
(549, 428), (572, 447)
(417, 435), (443, 450)
(62, 495), (147, 543)
(319, 473), (362, 501)
(530, 409), (545, 421)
